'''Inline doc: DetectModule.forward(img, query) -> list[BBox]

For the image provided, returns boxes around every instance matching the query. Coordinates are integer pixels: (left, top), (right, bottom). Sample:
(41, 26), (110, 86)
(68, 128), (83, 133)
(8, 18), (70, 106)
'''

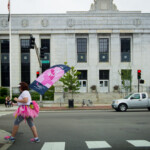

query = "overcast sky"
(0, 0), (150, 14)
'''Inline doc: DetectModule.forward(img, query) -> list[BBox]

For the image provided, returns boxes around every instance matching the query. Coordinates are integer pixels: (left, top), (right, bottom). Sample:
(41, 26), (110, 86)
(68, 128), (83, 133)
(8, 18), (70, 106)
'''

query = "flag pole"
(9, 0), (12, 99)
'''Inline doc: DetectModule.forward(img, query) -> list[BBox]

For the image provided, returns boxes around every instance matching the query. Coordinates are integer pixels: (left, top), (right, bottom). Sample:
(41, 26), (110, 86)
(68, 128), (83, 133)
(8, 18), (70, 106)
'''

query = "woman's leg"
(12, 116), (24, 137)
(27, 117), (38, 138)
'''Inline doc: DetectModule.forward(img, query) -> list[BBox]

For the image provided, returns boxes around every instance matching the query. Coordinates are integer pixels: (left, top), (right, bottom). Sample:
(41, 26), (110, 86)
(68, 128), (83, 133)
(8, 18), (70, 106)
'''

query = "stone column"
(110, 33), (120, 92)
(88, 33), (98, 92)
(54, 81), (64, 104)
(11, 34), (20, 86)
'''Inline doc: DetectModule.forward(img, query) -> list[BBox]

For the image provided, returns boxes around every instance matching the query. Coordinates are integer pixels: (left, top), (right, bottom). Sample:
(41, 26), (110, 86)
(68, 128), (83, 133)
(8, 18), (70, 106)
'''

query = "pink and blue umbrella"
(29, 64), (70, 95)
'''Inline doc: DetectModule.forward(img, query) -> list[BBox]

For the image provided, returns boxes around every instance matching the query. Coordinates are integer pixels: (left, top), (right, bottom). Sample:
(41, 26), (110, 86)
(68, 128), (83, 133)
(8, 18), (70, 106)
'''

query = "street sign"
(41, 60), (50, 64)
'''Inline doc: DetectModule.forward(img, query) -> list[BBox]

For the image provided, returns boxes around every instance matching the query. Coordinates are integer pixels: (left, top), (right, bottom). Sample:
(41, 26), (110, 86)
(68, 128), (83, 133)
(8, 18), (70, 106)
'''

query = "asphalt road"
(1, 110), (150, 150)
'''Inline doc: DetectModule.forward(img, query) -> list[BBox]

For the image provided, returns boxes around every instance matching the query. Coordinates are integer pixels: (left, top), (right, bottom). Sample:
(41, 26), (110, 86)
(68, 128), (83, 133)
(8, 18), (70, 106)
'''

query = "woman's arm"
(14, 97), (28, 103)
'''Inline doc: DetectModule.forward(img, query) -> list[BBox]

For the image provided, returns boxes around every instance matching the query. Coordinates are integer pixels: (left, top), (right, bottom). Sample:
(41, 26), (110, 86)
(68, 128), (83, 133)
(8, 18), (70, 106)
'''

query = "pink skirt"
(13, 101), (39, 119)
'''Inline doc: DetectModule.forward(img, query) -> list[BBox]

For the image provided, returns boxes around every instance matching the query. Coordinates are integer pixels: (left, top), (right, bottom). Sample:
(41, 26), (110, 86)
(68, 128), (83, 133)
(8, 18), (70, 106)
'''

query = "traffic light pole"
(34, 43), (43, 107)
(138, 79), (140, 93)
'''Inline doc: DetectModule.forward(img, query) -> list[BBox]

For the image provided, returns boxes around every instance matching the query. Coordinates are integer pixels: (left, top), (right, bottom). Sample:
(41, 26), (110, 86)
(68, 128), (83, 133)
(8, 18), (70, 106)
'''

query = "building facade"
(0, 0), (150, 97)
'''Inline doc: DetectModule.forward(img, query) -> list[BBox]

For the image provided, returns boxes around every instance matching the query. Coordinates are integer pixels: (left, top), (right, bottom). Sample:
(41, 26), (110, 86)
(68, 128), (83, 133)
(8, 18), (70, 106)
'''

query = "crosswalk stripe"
(41, 142), (65, 150)
(85, 141), (112, 149)
(127, 140), (150, 147)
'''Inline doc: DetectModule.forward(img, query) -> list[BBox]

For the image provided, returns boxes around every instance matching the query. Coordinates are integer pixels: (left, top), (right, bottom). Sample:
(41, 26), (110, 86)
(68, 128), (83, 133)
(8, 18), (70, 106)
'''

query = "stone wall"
(63, 92), (123, 104)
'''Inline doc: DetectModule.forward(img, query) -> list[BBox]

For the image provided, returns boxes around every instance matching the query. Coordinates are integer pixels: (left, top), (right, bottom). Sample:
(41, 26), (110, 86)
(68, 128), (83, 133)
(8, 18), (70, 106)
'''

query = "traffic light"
(36, 71), (40, 78)
(30, 35), (35, 49)
(140, 79), (144, 84)
(137, 70), (141, 79)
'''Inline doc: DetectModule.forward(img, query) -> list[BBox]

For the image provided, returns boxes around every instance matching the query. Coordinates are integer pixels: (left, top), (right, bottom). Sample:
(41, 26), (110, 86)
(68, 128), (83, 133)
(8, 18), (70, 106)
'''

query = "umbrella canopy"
(29, 64), (70, 95)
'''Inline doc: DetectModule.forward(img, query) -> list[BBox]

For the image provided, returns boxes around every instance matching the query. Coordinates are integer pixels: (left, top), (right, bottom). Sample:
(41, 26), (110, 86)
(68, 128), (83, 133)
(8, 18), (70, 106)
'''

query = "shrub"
(90, 85), (96, 90)
(0, 87), (9, 97)
(0, 97), (5, 104)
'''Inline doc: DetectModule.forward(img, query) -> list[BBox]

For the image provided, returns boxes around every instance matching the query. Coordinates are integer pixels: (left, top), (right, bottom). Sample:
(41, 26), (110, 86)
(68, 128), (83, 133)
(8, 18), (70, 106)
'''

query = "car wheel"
(148, 107), (150, 111)
(115, 108), (120, 112)
(119, 104), (127, 112)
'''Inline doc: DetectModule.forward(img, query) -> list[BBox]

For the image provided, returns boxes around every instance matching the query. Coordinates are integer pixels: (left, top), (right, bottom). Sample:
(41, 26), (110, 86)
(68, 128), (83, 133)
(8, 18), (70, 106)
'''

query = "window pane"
(78, 70), (87, 80)
(21, 39), (30, 84)
(104, 81), (108, 87)
(100, 81), (103, 87)
(83, 81), (86, 87)
(1, 40), (10, 86)
(77, 38), (87, 53)
(99, 38), (109, 53)
(99, 70), (109, 80)
(121, 38), (130, 52)
(41, 39), (50, 53)
(1, 40), (9, 53)
(21, 39), (30, 53)
(78, 53), (87, 62)
(41, 39), (50, 72)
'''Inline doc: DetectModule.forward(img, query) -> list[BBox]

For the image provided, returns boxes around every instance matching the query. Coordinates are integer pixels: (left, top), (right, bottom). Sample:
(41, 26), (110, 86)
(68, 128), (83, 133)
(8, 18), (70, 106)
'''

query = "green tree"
(59, 62), (81, 99)
(119, 69), (132, 94)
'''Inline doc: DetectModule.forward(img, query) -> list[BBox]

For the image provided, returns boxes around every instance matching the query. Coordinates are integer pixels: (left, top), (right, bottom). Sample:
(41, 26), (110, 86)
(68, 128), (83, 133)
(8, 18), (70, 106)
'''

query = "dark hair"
(19, 82), (29, 91)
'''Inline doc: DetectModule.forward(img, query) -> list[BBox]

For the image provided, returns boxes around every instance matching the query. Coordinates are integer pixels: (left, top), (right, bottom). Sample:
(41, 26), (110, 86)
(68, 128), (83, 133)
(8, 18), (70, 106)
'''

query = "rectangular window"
(77, 38), (87, 62)
(99, 70), (109, 80)
(1, 40), (10, 86)
(21, 39), (30, 84)
(99, 38), (109, 62)
(121, 38), (131, 62)
(41, 39), (50, 72)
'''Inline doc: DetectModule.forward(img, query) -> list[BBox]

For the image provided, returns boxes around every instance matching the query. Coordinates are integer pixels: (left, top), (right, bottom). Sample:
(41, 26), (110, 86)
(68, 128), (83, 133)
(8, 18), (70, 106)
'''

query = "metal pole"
(9, 0), (12, 99)
(34, 43), (43, 106)
(138, 79), (140, 93)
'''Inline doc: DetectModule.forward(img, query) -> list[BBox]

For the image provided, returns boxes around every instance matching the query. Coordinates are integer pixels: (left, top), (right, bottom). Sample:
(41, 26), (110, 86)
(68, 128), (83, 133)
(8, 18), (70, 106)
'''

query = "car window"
(124, 93), (133, 99)
(132, 94), (140, 99)
(142, 94), (146, 99)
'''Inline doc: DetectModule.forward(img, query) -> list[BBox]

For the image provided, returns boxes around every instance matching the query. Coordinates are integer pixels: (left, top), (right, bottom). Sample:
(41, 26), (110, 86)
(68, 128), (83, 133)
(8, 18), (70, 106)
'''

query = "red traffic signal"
(137, 70), (141, 79)
(36, 71), (40, 78)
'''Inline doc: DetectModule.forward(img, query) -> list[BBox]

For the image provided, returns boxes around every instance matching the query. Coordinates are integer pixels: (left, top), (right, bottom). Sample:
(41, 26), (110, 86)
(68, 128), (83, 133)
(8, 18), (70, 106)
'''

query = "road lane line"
(41, 142), (65, 150)
(127, 140), (150, 147)
(86, 141), (112, 149)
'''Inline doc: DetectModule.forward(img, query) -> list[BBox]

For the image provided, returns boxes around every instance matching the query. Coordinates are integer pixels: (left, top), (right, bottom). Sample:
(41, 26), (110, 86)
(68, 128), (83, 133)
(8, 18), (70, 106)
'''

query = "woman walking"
(4, 82), (40, 143)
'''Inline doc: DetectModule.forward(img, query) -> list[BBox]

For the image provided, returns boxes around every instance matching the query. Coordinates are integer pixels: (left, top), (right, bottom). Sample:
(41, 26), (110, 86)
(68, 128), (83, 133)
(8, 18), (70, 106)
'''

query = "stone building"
(0, 0), (150, 102)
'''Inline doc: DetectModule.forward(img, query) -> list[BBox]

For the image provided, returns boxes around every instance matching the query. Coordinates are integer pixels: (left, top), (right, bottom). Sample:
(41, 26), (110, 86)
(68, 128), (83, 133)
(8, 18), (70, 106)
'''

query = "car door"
(139, 93), (148, 108)
(128, 94), (142, 108)
(129, 93), (147, 108)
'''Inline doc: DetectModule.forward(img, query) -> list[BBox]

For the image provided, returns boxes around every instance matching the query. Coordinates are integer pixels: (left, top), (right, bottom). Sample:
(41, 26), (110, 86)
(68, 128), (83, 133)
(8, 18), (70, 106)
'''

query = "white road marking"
(127, 140), (150, 147)
(0, 112), (12, 117)
(41, 142), (65, 150)
(86, 141), (112, 149)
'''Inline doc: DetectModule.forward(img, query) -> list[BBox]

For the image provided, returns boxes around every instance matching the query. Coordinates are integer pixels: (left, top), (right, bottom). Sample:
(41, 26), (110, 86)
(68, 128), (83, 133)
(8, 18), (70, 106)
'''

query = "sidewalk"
(0, 103), (113, 111)
(40, 103), (112, 111)
(0, 103), (112, 111)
